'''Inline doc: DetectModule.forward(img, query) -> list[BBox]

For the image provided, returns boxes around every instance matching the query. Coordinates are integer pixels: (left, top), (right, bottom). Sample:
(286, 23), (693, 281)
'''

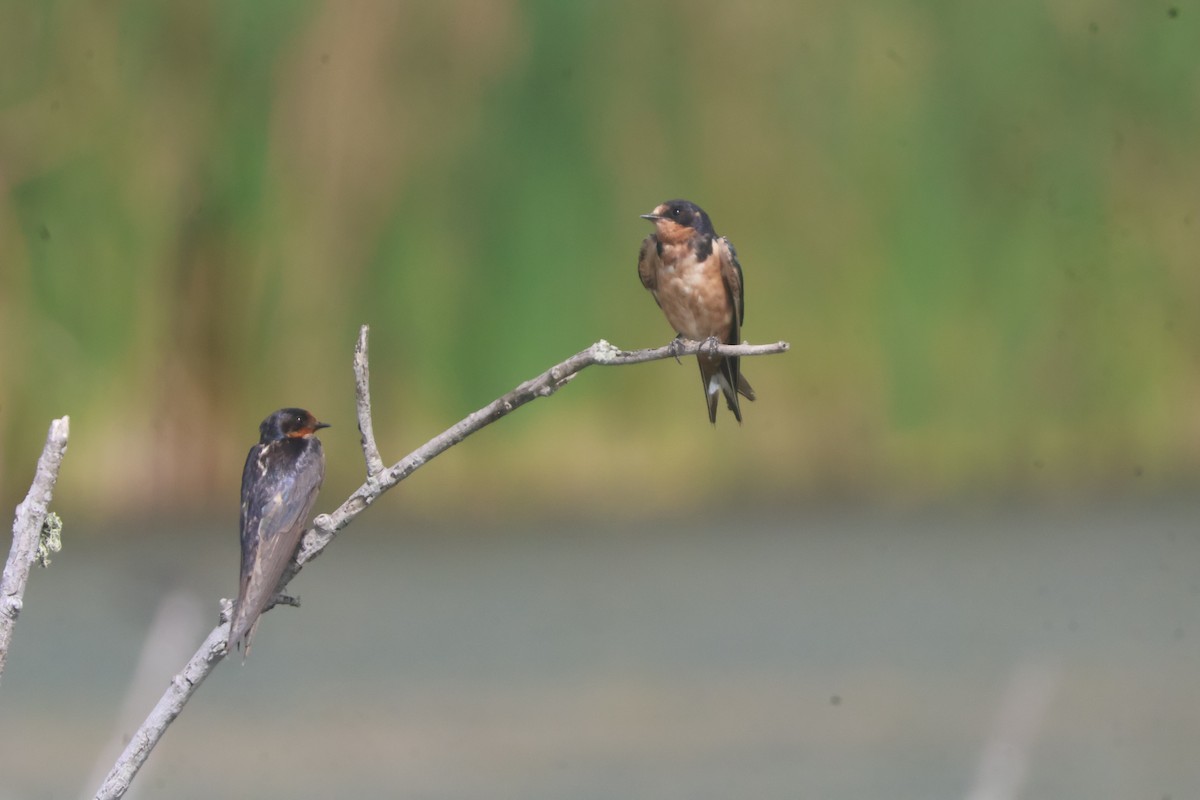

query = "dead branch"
(93, 330), (789, 799)
(0, 416), (70, 684)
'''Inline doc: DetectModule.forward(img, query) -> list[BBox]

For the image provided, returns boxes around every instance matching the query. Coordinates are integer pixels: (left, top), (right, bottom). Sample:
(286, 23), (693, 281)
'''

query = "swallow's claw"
(667, 336), (684, 364)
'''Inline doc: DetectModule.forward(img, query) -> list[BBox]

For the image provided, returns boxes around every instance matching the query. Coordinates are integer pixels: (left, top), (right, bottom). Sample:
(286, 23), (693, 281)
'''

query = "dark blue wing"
(230, 438), (325, 653)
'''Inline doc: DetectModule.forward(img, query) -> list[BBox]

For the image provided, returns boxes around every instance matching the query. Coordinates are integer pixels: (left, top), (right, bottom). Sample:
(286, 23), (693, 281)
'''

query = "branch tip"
(353, 323), (386, 476)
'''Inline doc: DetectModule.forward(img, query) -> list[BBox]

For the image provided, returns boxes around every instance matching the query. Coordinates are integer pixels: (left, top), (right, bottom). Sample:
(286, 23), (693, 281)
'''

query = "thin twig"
(0, 416), (70, 684)
(354, 325), (385, 478)
(93, 332), (789, 799)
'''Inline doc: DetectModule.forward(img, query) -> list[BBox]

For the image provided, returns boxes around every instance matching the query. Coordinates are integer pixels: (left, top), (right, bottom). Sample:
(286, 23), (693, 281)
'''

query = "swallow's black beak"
(315, 421), (332, 430)
(640, 213), (662, 222)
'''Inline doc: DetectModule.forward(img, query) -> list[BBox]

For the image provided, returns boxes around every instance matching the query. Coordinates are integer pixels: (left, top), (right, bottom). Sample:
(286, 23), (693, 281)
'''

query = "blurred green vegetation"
(1, 1), (1197, 523)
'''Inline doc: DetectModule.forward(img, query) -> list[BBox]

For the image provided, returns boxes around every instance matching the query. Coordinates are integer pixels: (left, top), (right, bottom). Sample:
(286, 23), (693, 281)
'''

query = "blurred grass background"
(1, 0), (1198, 523)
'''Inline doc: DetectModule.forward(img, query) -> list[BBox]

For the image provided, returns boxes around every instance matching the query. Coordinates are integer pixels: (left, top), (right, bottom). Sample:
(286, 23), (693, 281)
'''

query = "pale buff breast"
(654, 245), (734, 342)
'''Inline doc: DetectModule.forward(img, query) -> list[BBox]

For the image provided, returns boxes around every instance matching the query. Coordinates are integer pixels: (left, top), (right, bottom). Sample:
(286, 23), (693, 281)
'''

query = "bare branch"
(93, 619), (231, 799)
(0, 416), (70, 684)
(354, 324), (385, 478)
(81, 590), (207, 795)
(292, 337), (789, 569)
(93, 334), (789, 798)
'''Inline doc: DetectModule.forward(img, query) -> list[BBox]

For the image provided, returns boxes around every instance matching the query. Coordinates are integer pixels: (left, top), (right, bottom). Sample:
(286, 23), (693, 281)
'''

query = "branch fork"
(92, 326), (790, 799)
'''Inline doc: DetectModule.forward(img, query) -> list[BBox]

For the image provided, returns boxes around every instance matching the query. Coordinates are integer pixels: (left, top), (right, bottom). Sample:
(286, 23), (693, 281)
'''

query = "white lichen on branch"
(0, 416), (70, 685)
(36, 513), (63, 568)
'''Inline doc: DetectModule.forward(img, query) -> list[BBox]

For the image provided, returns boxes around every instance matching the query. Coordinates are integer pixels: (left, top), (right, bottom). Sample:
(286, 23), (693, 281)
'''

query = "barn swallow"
(228, 408), (329, 657)
(638, 199), (756, 423)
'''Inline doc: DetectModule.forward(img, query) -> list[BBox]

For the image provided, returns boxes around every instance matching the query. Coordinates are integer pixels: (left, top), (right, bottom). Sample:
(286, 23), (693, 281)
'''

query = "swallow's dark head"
(640, 199), (715, 243)
(259, 408), (330, 443)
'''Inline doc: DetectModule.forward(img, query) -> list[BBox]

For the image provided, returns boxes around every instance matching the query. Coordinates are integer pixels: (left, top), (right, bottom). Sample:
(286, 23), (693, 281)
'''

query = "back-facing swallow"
(228, 407), (328, 658)
(638, 199), (756, 423)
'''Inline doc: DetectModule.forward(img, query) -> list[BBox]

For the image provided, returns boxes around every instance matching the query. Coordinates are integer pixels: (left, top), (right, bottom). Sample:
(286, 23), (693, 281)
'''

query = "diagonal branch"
(293, 334), (790, 569)
(93, 329), (789, 799)
(0, 416), (70, 684)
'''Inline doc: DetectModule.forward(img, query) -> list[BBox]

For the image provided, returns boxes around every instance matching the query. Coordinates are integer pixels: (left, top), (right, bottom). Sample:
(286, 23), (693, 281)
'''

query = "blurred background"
(1, 1), (1199, 798)
(1, 0), (1197, 516)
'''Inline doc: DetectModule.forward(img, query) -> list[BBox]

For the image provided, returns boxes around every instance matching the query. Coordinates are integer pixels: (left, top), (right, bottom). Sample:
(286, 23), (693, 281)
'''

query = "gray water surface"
(1, 503), (1198, 799)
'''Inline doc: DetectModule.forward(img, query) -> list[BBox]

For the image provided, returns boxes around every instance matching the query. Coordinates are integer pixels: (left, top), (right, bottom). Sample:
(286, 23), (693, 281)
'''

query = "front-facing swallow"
(228, 408), (329, 657)
(638, 199), (756, 423)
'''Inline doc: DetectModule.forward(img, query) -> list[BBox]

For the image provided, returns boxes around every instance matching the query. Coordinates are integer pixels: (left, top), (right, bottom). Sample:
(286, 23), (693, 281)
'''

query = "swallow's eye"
(671, 207), (682, 218)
